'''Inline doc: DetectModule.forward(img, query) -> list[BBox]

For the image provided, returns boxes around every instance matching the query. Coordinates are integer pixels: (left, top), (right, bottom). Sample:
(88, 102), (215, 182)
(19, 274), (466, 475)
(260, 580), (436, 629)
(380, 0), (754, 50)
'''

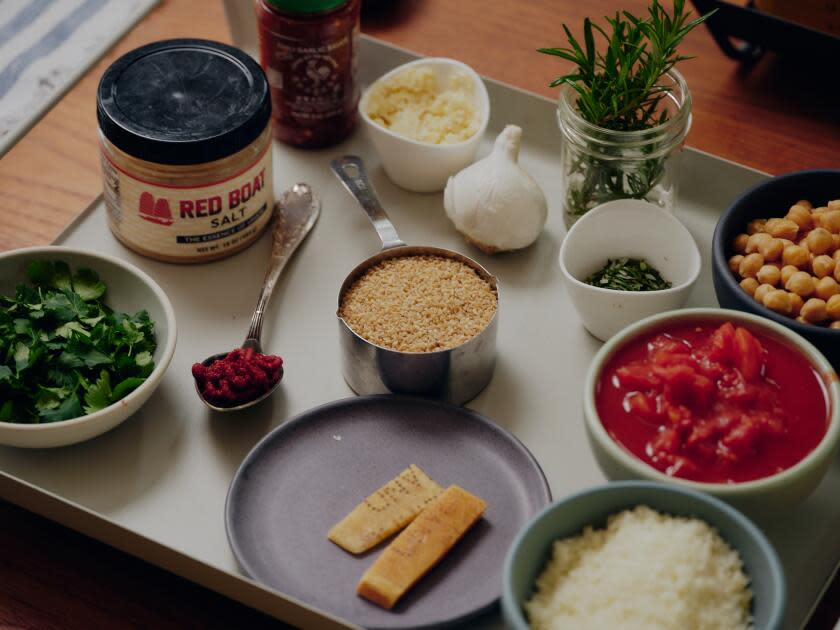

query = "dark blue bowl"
(712, 169), (840, 367)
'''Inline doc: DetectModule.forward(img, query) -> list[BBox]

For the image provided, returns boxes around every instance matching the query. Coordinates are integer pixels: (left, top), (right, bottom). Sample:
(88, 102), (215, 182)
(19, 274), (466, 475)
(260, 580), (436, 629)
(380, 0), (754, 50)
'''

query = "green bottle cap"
(264, 0), (348, 13)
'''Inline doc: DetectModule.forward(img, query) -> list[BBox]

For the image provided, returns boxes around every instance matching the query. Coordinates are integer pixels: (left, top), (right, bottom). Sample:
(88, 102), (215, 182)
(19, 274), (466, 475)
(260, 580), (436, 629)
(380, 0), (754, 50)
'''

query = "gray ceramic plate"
(225, 395), (551, 629)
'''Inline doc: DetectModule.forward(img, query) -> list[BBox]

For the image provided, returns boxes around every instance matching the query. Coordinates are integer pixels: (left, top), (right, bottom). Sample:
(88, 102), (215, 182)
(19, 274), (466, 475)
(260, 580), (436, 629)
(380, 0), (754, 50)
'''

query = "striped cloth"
(0, 0), (158, 157)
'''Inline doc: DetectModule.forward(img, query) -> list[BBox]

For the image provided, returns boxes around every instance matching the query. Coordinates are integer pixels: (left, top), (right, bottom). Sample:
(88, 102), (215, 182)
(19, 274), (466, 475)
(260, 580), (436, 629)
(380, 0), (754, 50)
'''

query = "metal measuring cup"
(331, 156), (499, 405)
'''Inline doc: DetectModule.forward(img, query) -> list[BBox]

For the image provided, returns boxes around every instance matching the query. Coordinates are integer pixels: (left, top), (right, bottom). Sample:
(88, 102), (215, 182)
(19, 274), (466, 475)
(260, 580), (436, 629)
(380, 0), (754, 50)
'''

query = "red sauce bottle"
(255, 0), (360, 148)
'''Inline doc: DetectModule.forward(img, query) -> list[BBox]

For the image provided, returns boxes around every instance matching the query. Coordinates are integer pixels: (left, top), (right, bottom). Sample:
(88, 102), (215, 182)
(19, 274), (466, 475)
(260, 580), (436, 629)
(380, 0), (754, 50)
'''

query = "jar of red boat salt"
(255, 0), (360, 148)
(97, 39), (274, 264)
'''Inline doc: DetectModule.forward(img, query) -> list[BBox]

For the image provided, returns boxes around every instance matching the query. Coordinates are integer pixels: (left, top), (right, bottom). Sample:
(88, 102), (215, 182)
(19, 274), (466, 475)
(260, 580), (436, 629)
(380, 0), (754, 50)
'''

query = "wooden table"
(0, 1), (838, 628)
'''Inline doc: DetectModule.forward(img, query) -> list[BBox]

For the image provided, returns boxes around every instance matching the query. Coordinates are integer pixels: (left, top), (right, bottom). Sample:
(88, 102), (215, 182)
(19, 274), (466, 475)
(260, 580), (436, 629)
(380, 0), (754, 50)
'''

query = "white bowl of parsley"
(559, 200), (701, 341)
(0, 247), (176, 448)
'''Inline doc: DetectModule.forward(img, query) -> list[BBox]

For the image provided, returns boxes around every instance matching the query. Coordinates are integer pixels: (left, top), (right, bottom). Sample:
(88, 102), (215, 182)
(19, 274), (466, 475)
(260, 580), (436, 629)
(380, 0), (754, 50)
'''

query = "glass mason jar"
(556, 70), (692, 228)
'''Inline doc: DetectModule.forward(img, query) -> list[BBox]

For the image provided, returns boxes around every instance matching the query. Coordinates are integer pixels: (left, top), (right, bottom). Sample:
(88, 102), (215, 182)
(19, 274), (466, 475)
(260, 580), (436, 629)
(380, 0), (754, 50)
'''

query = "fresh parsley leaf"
(0, 365), (12, 383)
(52, 261), (72, 290)
(83, 370), (112, 414)
(40, 393), (83, 423)
(112, 377), (145, 401)
(72, 268), (106, 301)
(13, 318), (32, 336)
(26, 260), (55, 286)
(14, 342), (29, 371)
(54, 321), (91, 339)
(77, 348), (112, 369)
(43, 292), (81, 322)
(35, 386), (67, 412)
(135, 351), (153, 367)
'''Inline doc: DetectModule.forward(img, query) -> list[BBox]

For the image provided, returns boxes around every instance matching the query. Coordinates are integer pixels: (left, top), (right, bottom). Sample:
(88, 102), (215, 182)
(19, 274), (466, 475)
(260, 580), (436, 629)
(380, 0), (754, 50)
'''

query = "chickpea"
(756, 264), (781, 286)
(780, 265), (799, 285)
(812, 255), (836, 278)
(796, 315), (808, 324)
(807, 228), (834, 255)
(766, 218), (799, 240)
(747, 219), (767, 235)
(763, 289), (792, 315)
(728, 255), (745, 274)
(787, 204), (813, 231)
(796, 199), (814, 210)
(830, 321), (840, 330)
(754, 283), (775, 304)
(816, 276), (840, 301)
(732, 233), (750, 255)
(801, 298), (829, 324)
(823, 210), (840, 234)
(789, 292), (805, 316)
(786, 271), (816, 297)
(813, 206), (829, 214)
(798, 237), (810, 250)
(833, 234), (840, 251)
(812, 212), (828, 230)
(833, 249), (840, 264)
(829, 200), (840, 210)
(778, 238), (795, 249)
(746, 232), (772, 254)
(740, 277), (760, 296)
(758, 238), (784, 262)
(783, 245), (810, 268)
(827, 294), (840, 320)
(739, 253), (764, 278)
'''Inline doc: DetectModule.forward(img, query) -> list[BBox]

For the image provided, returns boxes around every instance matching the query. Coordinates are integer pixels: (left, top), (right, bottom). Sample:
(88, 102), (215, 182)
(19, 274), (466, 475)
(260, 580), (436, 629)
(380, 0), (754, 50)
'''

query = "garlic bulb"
(443, 124), (547, 253)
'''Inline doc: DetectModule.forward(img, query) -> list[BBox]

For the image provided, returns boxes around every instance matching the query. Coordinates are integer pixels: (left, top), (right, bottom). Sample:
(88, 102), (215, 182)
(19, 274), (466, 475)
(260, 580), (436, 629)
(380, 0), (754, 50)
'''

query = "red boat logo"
(139, 192), (174, 226)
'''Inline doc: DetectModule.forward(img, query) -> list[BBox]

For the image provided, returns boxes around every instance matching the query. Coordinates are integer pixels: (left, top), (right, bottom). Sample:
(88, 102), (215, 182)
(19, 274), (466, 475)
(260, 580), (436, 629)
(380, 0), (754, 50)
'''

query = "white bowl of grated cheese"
(360, 57), (490, 193)
(502, 481), (785, 630)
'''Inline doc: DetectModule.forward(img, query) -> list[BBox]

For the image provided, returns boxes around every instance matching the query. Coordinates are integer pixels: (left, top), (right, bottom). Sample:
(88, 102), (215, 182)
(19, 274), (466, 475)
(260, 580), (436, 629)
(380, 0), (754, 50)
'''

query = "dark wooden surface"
(1, 0), (839, 628)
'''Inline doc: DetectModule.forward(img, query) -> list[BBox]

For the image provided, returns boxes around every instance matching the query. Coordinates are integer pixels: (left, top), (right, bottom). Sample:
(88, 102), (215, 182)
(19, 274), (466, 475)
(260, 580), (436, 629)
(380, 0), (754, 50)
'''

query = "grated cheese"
(525, 505), (753, 630)
(365, 66), (479, 144)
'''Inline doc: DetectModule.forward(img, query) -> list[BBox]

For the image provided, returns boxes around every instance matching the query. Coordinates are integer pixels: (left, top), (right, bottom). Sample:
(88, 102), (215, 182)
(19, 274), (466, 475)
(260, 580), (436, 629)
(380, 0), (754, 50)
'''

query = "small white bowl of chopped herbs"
(0, 247), (176, 448)
(559, 199), (701, 341)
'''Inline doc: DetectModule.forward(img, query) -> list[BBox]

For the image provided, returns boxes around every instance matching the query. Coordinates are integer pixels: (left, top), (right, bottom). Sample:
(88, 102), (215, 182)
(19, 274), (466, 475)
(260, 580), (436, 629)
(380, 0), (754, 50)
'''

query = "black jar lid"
(97, 39), (270, 165)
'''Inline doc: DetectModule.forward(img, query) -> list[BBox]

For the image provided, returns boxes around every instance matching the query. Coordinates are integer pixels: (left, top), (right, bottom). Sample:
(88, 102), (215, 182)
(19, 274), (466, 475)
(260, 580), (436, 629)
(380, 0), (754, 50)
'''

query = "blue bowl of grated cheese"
(502, 481), (785, 630)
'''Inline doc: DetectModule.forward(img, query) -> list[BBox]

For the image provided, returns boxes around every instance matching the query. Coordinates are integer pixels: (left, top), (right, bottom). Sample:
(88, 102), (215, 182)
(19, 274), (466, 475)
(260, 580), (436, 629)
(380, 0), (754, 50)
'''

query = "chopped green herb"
(0, 260), (157, 424)
(586, 257), (672, 292)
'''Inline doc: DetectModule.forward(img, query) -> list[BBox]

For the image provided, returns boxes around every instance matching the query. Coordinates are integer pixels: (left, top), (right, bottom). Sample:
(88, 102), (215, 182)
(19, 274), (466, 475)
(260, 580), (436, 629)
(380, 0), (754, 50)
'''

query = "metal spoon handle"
(245, 183), (321, 344)
(330, 155), (406, 250)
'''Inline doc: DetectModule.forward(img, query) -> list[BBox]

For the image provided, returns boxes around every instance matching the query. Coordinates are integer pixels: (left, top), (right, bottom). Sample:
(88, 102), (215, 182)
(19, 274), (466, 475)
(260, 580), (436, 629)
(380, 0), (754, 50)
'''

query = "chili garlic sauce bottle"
(97, 39), (274, 263)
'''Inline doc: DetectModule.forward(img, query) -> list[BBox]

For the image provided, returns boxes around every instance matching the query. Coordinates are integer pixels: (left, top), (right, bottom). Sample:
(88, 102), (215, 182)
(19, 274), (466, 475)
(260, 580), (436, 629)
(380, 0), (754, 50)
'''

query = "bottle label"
(263, 26), (358, 122)
(101, 144), (274, 261)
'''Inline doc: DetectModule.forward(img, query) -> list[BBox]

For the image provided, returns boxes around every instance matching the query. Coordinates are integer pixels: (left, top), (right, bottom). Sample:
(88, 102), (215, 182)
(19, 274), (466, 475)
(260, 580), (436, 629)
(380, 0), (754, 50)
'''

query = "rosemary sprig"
(538, 0), (714, 131)
(586, 258), (672, 292)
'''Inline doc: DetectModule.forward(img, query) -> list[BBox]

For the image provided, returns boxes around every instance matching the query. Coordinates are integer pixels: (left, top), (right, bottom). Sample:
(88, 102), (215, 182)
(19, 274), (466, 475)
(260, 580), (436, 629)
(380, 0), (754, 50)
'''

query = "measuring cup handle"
(330, 155), (406, 250)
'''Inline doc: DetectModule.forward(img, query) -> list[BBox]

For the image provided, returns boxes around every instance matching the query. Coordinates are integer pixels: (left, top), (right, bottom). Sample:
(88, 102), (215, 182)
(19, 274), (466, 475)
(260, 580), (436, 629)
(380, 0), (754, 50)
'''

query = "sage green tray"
(1, 34), (836, 630)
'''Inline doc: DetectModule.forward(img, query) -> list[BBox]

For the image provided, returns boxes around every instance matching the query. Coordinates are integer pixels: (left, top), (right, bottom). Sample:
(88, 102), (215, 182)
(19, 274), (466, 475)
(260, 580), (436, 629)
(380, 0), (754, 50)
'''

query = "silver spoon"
(194, 183), (321, 412)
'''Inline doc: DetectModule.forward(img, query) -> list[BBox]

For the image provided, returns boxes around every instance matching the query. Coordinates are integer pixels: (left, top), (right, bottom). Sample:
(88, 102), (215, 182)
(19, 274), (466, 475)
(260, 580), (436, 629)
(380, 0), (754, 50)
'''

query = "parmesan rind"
(357, 484), (486, 609)
(525, 505), (753, 630)
(328, 465), (443, 554)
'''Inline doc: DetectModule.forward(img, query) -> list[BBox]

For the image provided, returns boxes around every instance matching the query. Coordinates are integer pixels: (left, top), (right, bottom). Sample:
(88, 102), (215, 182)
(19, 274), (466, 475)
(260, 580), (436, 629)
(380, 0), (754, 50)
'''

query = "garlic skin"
(443, 124), (547, 253)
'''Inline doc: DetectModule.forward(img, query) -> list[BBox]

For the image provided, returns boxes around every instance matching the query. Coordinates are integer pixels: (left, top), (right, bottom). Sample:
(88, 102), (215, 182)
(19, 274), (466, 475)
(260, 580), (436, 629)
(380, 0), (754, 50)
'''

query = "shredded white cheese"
(365, 66), (479, 144)
(525, 505), (753, 630)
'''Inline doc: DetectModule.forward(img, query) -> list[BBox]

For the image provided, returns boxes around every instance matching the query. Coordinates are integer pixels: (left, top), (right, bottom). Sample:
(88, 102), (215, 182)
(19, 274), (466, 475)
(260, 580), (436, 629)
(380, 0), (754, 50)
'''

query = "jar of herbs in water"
(256, 0), (361, 148)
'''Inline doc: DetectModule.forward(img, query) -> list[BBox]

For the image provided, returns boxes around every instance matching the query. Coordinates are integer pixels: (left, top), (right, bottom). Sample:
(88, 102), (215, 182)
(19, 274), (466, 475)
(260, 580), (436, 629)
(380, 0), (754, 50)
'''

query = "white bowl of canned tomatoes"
(583, 307), (840, 517)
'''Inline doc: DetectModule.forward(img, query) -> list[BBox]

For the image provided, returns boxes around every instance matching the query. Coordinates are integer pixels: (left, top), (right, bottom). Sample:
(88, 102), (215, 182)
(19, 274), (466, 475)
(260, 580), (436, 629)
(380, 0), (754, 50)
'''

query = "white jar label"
(101, 144), (274, 261)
